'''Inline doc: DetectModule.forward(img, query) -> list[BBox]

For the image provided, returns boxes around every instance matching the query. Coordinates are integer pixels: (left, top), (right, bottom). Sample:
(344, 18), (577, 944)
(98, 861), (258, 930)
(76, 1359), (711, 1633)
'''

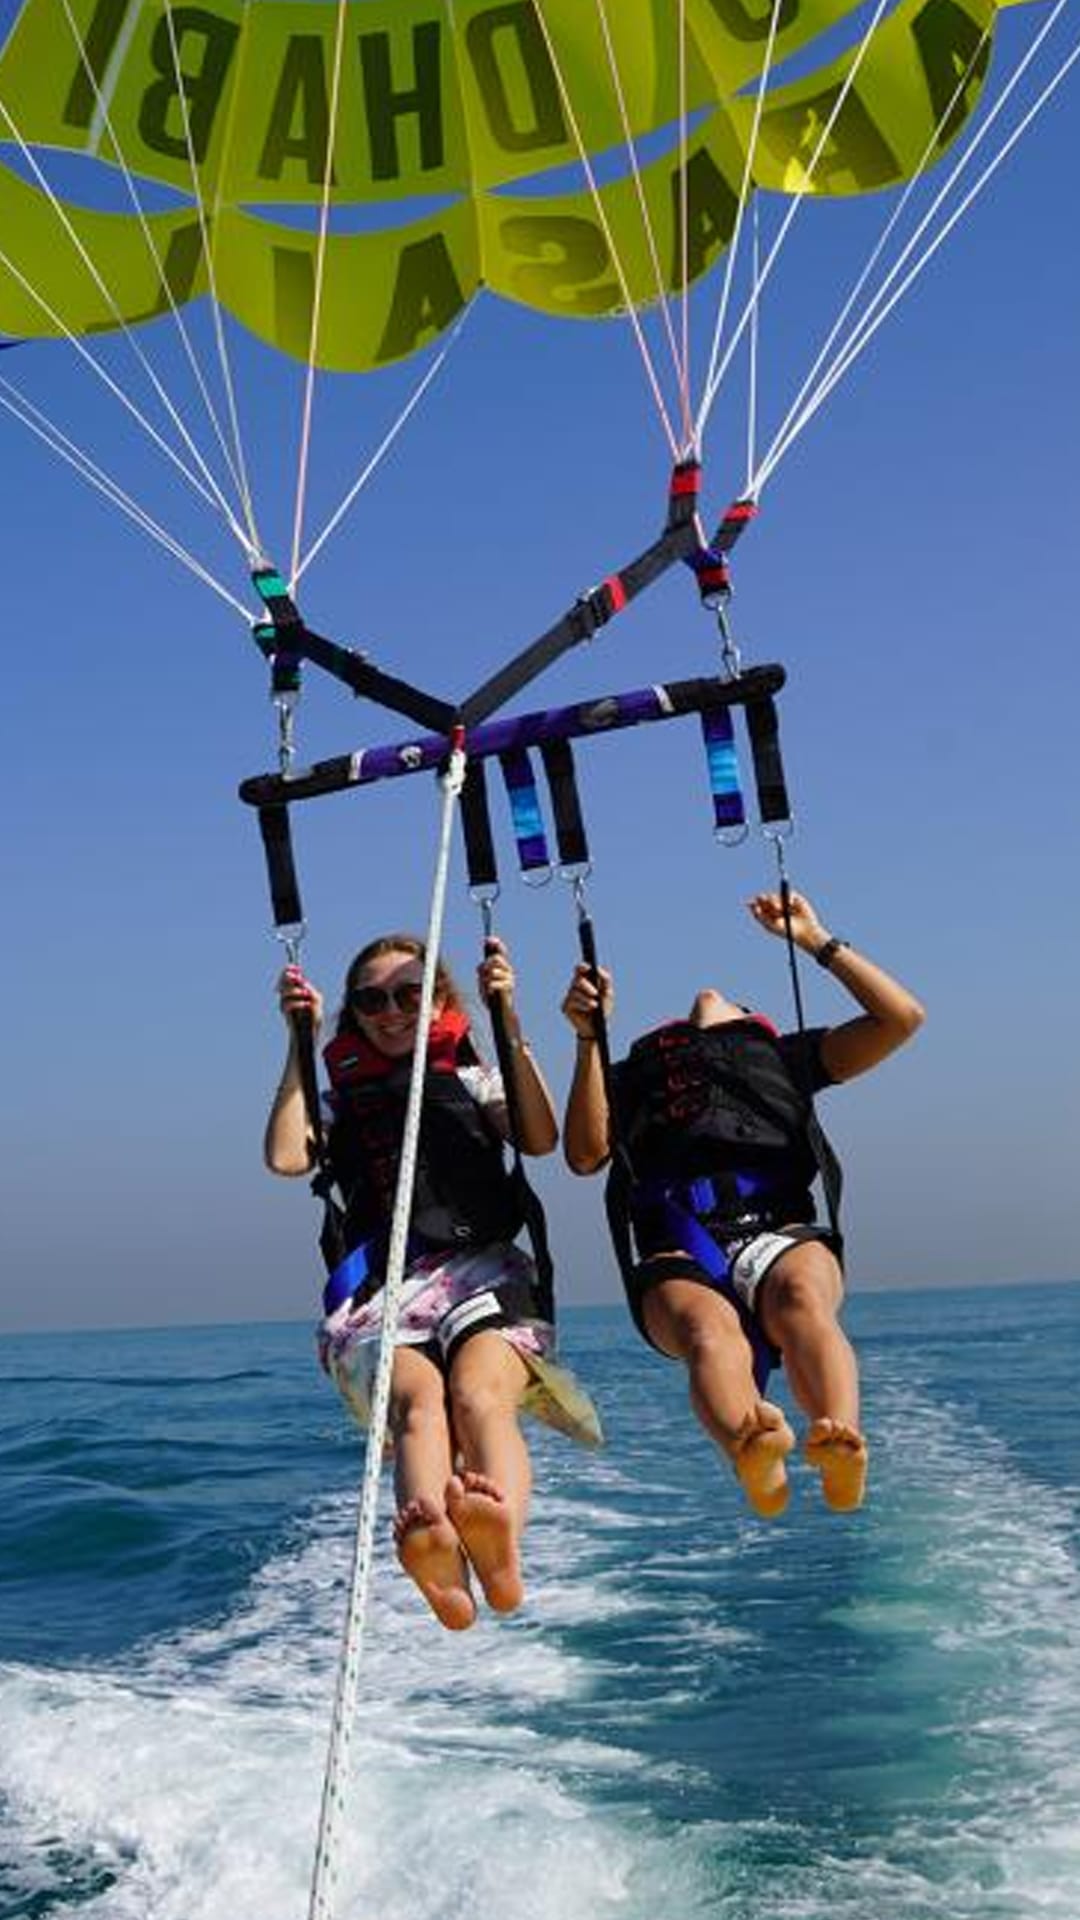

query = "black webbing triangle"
(251, 568), (455, 732)
(288, 626), (456, 733)
(458, 517), (701, 729)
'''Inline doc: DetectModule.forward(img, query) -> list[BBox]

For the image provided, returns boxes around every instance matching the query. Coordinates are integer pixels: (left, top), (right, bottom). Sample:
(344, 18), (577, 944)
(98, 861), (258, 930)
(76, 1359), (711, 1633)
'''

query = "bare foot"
(394, 1498), (477, 1631)
(732, 1402), (795, 1519)
(805, 1418), (868, 1512)
(445, 1471), (524, 1614)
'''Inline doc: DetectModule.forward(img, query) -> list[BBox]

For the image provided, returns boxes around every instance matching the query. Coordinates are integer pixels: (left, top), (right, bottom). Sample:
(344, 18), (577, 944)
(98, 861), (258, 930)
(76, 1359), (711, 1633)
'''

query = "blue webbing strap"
(700, 706), (747, 835)
(632, 1181), (776, 1391)
(322, 1237), (377, 1318)
(498, 749), (550, 875)
(322, 1229), (430, 1319)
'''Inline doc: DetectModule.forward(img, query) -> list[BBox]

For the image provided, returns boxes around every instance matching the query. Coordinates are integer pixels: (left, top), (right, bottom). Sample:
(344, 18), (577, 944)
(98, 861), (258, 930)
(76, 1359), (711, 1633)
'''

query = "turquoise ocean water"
(3, 1283), (1080, 1920)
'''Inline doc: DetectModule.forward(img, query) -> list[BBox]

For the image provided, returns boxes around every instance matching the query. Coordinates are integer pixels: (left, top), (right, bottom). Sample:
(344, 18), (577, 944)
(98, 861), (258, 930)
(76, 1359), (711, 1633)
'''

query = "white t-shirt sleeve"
(458, 1062), (509, 1132)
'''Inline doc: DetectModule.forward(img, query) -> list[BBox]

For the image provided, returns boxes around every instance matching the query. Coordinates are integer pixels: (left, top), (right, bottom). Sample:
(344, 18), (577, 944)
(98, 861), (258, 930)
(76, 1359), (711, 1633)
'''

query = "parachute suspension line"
(752, 6), (1080, 493)
(747, 18), (997, 500)
(291, 0), (354, 588)
(0, 97), (253, 557)
(157, 0), (262, 557)
(294, 300), (477, 590)
(307, 734), (467, 1920)
(49, 0), (261, 547)
(0, 225), (255, 529)
(744, 203), (762, 498)
(677, 0), (693, 453)
(695, 0), (893, 439)
(0, 373), (254, 621)
(582, 0), (693, 447)
(530, 0), (680, 460)
(695, 0), (785, 451)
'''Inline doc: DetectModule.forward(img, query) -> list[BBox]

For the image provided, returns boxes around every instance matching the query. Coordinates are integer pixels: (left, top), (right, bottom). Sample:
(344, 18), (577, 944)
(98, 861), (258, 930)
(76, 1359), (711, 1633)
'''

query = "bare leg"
(643, 1277), (794, 1519)
(389, 1347), (476, 1630)
(445, 1333), (531, 1612)
(758, 1244), (867, 1511)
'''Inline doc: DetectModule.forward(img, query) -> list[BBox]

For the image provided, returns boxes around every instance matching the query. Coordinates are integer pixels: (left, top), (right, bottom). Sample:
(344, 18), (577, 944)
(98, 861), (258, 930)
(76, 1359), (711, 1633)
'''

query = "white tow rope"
(307, 735), (468, 1920)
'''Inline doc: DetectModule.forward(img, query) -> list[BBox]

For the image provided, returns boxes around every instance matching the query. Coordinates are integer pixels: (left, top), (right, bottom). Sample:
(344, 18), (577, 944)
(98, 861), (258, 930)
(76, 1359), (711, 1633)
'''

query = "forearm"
(814, 936), (925, 1080)
(264, 1049), (317, 1175)
(502, 1033), (559, 1155)
(564, 1036), (612, 1173)
(822, 939), (925, 1032)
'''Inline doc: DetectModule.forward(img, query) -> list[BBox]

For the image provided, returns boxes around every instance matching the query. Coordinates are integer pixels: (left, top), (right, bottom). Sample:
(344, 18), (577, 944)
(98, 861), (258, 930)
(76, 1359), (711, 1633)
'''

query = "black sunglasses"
(349, 981), (424, 1017)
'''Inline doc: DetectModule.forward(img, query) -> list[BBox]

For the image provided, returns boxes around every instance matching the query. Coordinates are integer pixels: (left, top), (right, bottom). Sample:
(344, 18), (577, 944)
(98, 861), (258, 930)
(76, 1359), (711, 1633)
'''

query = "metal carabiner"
(273, 691), (298, 779)
(763, 825), (796, 889)
(469, 884), (501, 943)
(565, 865), (593, 923)
(273, 920), (307, 969)
(715, 821), (750, 848)
(714, 600), (743, 681)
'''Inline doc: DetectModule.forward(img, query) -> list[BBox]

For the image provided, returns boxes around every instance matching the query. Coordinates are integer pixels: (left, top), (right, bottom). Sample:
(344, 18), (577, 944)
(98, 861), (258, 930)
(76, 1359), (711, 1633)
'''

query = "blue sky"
(2, 8), (1077, 1333)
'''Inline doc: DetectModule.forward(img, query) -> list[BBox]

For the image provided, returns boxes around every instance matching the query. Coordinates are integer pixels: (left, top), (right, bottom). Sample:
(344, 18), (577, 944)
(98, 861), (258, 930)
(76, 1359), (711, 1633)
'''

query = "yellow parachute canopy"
(0, 0), (1028, 370)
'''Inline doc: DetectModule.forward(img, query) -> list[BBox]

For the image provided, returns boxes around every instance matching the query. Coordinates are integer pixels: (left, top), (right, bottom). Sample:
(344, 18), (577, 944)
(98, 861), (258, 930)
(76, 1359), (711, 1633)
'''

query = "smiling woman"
(262, 924), (601, 1634)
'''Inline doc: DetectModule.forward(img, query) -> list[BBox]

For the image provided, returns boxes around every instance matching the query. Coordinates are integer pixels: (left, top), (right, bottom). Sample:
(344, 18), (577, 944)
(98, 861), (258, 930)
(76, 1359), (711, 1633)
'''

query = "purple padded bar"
(238, 665), (785, 809)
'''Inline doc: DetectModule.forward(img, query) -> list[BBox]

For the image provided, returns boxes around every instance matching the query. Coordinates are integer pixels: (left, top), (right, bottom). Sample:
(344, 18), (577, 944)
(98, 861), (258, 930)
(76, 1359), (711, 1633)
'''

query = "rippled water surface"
(3, 1285), (1080, 1920)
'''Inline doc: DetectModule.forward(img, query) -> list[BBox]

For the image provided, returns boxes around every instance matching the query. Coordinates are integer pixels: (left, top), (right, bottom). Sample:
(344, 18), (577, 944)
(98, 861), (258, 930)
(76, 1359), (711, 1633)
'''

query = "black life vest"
(612, 1017), (828, 1223)
(322, 1010), (525, 1260)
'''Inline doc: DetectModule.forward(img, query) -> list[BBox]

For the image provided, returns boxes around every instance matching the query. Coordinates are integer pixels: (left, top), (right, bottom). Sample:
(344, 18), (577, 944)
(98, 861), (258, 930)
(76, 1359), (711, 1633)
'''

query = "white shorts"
(728, 1226), (834, 1312)
(319, 1243), (602, 1449)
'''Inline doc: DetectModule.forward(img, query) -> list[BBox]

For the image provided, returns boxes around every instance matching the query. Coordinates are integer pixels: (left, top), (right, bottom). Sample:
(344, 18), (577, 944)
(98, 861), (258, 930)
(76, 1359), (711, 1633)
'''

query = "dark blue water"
(3, 1285), (1079, 1920)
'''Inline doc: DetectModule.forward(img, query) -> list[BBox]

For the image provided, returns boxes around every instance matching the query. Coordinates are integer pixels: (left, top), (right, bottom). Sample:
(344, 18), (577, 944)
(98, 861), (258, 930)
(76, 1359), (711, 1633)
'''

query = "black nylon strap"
(774, 875), (843, 1241)
(257, 803), (304, 928)
(459, 760), (500, 892)
(483, 948), (555, 1319)
(285, 625), (455, 732)
(540, 738), (590, 869)
(458, 518), (701, 728)
(745, 696), (791, 826)
(255, 805), (343, 1270)
(251, 569), (454, 731)
(576, 909), (622, 1163)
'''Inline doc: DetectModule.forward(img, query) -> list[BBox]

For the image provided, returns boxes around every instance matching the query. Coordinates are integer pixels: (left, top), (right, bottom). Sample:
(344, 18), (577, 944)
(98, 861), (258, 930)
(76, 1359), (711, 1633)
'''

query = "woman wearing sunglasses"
(265, 932), (599, 1631)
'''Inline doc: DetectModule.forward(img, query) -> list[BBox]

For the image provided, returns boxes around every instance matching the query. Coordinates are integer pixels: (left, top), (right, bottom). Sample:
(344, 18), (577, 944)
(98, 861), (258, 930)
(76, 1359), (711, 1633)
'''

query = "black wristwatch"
(814, 936), (848, 970)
